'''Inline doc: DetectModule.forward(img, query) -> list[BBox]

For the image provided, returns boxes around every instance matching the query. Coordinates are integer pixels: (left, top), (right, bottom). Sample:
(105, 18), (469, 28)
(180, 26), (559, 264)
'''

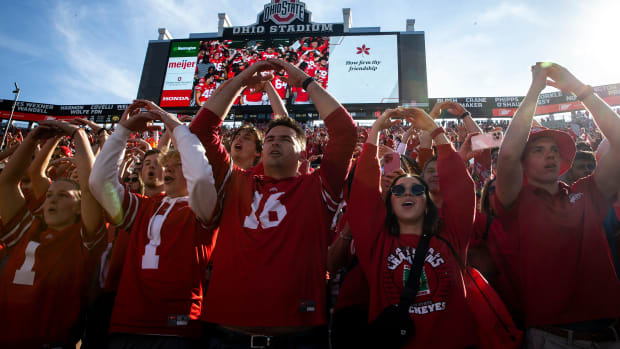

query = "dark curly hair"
(384, 174), (439, 237)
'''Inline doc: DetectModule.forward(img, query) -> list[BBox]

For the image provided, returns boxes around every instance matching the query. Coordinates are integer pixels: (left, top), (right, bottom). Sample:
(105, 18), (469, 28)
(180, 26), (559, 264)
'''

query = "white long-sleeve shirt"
(89, 124), (217, 225)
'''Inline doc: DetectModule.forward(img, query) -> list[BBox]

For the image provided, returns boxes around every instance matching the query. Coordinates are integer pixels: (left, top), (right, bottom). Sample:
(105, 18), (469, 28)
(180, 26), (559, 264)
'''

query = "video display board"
(159, 33), (399, 108)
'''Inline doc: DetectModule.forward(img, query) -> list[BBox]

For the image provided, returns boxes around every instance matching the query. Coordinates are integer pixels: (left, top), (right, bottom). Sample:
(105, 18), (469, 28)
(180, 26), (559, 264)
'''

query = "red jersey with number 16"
(190, 107), (356, 327)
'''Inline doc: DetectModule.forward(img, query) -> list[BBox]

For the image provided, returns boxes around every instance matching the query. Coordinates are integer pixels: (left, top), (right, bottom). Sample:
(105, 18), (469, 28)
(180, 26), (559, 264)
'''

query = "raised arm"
(89, 103), (148, 224)
(268, 58), (340, 119)
(198, 61), (276, 120)
(405, 107), (475, 249)
(396, 126), (415, 155)
(157, 129), (171, 153)
(264, 80), (288, 118)
(137, 100), (218, 223)
(348, 112), (396, 265)
(0, 126), (55, 223)
(0, 143), (19, 162)
(546, 63), (620, 199)
(496, 63), (548, 208)
(189, 62), (276, 186)
(39, 121), (104, 237)
(26, 136), (60, 200)
(269, 58), (357, 197)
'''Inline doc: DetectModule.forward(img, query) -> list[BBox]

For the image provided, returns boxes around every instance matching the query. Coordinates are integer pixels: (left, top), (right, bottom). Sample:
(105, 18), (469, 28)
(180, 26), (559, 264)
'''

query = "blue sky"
(1, 0), (619, 105)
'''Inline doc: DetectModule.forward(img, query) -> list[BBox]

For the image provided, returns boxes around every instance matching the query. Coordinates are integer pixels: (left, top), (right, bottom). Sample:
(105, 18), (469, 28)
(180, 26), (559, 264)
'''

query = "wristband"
(459, 111), (471, 120)
(430, 127), (445, 139)
(576, 85), (594, 101)
(302, 77), (315, 91)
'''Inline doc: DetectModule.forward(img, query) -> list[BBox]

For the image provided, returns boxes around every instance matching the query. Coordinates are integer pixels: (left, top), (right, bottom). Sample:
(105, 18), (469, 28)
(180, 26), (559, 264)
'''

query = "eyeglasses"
(124, 177), (140, 183)
(390, 184), (426, 197)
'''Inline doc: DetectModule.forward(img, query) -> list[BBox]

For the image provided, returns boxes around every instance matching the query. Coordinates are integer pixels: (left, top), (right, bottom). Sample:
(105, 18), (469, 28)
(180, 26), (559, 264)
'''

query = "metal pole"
(1, 83), (21, 150)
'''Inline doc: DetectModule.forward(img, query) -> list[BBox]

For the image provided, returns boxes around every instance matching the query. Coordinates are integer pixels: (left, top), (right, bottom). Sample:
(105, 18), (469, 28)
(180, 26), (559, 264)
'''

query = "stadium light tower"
(158, 28), (173, 40)
(0, 83), (21, 151)
(342, 8), (352, 32)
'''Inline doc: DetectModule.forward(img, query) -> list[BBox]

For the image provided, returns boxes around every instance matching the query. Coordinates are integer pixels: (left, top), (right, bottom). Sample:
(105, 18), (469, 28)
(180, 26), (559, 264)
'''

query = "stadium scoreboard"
(136, 0), (429, 119)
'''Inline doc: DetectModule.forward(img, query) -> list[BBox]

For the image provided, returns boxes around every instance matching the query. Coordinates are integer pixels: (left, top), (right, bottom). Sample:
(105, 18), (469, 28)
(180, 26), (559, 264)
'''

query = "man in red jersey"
(209, 52), (225, 72)
(272, 72), (289, 101)
(89, 101), (218, 348)
(196, 76), (218, 107)
(261, 46), (279, 60)
(495, 63), (620, 348)
(189, 59), (356, 348)
(0, 121), (106, 348)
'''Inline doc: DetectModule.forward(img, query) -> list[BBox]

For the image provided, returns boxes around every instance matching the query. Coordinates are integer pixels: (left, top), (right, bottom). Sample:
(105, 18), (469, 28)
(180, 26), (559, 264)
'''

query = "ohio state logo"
(263, 0), (306, 25)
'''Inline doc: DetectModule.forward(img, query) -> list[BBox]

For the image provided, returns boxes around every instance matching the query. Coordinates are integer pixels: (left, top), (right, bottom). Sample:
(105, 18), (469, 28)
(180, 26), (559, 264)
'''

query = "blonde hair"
(159, 150), (181, 167)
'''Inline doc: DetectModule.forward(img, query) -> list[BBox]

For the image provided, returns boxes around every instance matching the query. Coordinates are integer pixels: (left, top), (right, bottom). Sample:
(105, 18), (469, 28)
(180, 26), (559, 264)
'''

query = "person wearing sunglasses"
(347, 107), (477, 348)
(123, 173), (144, 195)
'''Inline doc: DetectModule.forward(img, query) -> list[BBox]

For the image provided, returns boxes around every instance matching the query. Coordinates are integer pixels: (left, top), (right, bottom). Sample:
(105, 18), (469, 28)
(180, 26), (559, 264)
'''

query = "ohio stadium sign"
(224, 0), (344, 37)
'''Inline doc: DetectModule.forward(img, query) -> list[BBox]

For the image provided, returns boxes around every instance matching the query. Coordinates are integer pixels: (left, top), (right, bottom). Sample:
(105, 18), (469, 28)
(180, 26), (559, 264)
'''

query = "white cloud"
(0, 32), (43, 58)
(477, 2), (543, 25)
(50, 1), (141, 103)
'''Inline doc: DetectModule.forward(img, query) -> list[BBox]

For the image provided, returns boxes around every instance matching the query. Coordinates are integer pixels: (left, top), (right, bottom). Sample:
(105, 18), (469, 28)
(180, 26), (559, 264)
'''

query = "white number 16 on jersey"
(243, 192), (287, 229)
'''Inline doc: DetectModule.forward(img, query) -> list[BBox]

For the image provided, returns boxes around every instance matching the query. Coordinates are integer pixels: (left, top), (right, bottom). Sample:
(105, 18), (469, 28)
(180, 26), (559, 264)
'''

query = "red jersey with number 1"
(0, 206), (106, 347)
(109, 191), (216, 337)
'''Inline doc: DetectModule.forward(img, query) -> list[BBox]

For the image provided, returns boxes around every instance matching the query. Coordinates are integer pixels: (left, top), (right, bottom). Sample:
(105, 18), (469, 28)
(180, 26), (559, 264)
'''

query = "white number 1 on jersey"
(13, 241), (40, 286)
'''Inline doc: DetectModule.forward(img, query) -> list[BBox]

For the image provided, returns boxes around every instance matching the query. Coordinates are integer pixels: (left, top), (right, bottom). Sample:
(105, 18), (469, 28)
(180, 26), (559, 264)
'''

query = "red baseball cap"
(525, 127), (576, 175)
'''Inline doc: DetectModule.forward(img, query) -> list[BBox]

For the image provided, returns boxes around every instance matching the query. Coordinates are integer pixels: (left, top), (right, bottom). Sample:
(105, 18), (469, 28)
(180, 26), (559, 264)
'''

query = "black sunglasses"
(391, 183), (426, 197)
(124, 177), (140, 183)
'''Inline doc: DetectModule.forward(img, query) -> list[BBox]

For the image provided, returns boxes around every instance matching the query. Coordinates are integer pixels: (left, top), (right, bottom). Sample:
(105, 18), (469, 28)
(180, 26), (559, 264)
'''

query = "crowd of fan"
(193, 38), (329, 106)
(0, 59), (619, 349)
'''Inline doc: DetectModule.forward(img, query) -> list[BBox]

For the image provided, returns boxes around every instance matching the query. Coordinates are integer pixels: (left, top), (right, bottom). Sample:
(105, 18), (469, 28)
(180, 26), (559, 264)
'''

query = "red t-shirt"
(189, 107), (356, 327)
(109, 191), (216, 337)
(348, 143), (477, 348)
(492, 176), (620, 327)
(0, 207), (106, 347)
